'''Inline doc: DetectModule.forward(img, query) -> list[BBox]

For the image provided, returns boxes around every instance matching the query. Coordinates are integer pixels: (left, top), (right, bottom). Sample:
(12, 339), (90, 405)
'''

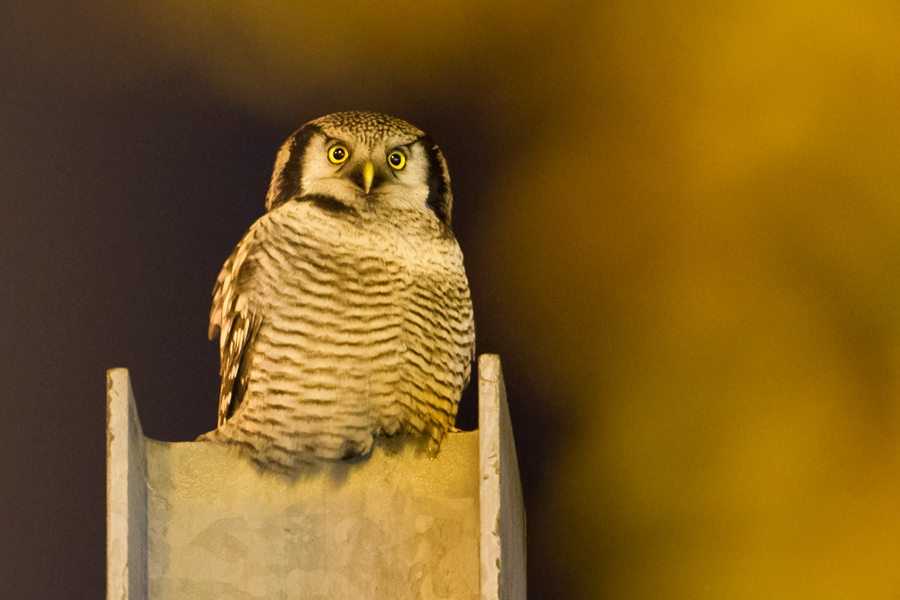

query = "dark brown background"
(3, 1), (900, 598)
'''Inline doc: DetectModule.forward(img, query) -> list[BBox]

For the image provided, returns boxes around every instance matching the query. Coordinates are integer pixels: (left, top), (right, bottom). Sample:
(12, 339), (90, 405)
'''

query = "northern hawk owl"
(199, 112), (475, 473)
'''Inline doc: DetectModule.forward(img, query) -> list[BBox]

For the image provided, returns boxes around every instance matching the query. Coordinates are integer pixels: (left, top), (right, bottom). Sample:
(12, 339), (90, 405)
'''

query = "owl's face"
(265, 112), (453, 227)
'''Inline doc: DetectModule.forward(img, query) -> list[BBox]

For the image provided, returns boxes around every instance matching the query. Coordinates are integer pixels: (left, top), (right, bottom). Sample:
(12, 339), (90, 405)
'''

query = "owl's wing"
(464, 317), (476, 388)
(209, 228), (263, 427)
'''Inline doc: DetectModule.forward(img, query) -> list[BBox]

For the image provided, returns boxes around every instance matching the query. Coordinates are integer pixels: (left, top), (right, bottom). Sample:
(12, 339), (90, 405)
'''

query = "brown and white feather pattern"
(200, 112), (475, 472)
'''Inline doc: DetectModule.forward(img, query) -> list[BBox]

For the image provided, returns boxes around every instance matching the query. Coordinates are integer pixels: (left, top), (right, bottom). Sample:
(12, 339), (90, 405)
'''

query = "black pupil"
(332, 147), (345, 160)
(390, 153), (402, 166)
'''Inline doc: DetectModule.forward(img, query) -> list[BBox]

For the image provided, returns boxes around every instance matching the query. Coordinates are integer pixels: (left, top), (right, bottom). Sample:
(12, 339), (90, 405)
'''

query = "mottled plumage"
(199, 112), (475, 472)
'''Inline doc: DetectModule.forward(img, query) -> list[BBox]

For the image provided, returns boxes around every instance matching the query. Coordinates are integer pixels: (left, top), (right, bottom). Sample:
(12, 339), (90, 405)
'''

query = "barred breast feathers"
(207, 190), (474, 467)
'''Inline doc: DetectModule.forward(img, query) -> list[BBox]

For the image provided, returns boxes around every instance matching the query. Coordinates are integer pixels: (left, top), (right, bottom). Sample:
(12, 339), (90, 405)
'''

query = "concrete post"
(107, 354), (525, 599)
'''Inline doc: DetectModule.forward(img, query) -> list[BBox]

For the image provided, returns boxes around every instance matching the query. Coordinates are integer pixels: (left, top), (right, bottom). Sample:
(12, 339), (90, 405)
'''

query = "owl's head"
(265, 112), (454, 227)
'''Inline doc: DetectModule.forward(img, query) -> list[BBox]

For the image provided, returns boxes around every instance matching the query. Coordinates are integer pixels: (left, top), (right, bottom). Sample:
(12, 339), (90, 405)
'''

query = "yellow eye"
(328, 145), (349, 164)
(387, 150), (406, 170)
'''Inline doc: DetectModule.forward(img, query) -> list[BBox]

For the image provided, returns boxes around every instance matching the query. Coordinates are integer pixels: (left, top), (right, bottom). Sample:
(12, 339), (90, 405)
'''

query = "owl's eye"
(388, 150), (406, 170)
(328, 145), (349, 164)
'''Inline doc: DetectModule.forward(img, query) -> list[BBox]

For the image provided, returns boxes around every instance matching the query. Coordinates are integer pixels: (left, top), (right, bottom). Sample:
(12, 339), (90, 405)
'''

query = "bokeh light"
(3, 0), (900, 597)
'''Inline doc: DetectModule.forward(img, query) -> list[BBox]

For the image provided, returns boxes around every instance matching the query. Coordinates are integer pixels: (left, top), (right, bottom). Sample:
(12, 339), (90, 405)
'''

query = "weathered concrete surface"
(107, 354), (525, 600)
(479, 356), (526, 600)
(107, 368), (149, 600)
(146, 432), (480, 599)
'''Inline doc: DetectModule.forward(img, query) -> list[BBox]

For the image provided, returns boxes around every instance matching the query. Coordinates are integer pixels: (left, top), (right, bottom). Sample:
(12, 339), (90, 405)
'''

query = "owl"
(199, 112), (475, 473)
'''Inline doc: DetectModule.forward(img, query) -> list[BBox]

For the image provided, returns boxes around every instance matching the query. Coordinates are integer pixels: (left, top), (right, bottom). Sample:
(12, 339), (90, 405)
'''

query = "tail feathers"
(194, 417), (451, 472)
(195, 427), (223, 443)
(195, 423), (376, 474)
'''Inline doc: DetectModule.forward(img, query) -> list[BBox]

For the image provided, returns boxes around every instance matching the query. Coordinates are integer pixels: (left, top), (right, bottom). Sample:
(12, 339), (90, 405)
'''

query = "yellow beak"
(363, 162), (375, 194)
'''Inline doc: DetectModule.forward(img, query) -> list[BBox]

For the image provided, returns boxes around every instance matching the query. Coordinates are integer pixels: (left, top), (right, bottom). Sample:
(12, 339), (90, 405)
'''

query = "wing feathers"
(210, 225), (263, 426)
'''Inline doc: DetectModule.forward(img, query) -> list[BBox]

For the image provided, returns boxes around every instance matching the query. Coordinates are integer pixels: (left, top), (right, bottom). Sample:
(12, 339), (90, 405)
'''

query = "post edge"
(106, 368), (149, 600)
(478, 354), (526, 600)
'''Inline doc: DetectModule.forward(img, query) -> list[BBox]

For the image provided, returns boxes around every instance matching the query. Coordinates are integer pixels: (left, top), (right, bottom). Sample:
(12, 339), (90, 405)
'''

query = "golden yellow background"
(3, 1), (900, 597)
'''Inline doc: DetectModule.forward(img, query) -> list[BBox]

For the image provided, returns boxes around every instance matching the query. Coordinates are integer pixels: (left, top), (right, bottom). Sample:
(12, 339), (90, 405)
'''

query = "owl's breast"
(218, 198), (473, 461)
(248, 202), (406, 331)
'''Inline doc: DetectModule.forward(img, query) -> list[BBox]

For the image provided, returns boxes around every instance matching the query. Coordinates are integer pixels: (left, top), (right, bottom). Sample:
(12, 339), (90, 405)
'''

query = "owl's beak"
(362, 162), (375, 194)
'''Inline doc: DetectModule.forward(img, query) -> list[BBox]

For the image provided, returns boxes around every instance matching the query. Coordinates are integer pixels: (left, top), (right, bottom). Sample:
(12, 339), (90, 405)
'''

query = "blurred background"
(3, 0), (900, 598)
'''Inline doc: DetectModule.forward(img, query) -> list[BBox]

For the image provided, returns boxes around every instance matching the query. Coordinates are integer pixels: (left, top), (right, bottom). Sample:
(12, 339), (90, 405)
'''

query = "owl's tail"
(195, 427), (225, 443)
